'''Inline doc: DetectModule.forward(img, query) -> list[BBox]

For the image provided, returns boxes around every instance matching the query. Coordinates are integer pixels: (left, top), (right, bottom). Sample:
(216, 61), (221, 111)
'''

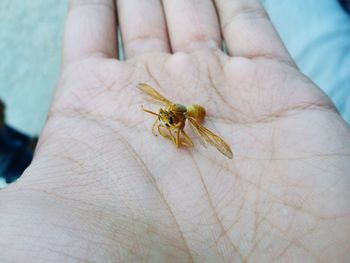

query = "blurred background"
(0, 0), (349, 188)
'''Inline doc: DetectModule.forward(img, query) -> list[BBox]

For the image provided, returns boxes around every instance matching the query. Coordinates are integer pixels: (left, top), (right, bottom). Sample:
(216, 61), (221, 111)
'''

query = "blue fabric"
(340, 0), (350, 13)
(0, 125), (34, 185)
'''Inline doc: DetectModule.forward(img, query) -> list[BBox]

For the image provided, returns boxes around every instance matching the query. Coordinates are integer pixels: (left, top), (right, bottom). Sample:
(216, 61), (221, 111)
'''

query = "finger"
(117, 0), (170, 58)
(214, 0), (294, 64)
(63, 0), (118, 66)
(163, 0), (221, 52)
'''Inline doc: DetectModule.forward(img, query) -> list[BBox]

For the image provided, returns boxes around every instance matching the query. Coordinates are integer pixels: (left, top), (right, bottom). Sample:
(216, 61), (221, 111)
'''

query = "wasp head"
(159, 109), (176, 127)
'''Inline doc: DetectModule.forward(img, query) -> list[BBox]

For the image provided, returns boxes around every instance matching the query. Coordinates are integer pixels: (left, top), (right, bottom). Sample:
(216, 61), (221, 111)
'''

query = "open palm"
(2, 0), (350, 262)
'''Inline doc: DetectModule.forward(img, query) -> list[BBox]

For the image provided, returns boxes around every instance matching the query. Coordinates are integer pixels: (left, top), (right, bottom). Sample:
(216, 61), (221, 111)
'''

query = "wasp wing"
(188, 117), (233, 159)
(137, 83), (172, 106)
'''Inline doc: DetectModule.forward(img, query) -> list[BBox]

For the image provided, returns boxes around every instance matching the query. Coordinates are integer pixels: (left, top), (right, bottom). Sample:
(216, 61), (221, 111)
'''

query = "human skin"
(1, 0), (350, 262)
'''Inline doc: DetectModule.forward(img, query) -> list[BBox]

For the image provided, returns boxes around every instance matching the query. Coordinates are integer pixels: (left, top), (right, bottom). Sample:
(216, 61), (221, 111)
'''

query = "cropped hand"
(1, 0), (350, 262)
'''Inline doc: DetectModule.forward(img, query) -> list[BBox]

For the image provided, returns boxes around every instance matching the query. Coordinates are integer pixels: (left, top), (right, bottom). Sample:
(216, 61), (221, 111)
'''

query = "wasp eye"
(169, 116), (174, 124)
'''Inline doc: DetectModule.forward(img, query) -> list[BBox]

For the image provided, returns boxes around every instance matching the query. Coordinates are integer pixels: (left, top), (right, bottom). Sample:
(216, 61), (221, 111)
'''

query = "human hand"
(1, 0), (350, 262)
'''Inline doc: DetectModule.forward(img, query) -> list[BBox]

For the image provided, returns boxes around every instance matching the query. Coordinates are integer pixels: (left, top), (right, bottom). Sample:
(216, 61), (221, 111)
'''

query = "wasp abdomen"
(186, 104), (206, 121)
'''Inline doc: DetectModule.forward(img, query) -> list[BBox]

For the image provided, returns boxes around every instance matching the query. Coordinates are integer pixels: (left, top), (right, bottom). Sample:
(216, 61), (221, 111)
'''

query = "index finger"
(214, 0), (295, 65)
(62, 0), (118, 67)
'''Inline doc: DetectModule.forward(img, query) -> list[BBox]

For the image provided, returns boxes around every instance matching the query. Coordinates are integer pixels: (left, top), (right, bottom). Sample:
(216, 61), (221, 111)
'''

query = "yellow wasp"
(138, 83), (233, 159)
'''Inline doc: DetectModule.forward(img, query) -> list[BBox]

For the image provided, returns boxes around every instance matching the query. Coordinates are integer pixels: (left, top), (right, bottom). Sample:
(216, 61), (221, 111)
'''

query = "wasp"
(138, 83), (233, 159)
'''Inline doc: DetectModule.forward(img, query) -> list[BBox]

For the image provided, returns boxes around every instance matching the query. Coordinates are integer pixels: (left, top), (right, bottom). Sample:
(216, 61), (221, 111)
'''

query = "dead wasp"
(138, 83), (233, 159)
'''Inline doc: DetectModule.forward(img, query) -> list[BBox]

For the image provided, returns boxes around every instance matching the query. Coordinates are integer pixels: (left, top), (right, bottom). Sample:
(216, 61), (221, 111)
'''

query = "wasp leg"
(169, 123), (185, 148)
(151, 118), (158, 136)
(175, 129), (180, 148)
(168, 128), (178, 147)
(158, 124), (176, 145)
(181, 130), (194, 147)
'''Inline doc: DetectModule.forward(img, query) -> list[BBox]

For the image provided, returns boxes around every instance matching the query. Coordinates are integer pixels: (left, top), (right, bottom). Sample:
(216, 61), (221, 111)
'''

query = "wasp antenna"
(141, 106), (159, 116)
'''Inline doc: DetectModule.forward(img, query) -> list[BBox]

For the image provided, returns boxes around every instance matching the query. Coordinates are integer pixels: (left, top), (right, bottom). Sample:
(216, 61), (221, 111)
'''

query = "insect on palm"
(138, 83), (233, 159)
